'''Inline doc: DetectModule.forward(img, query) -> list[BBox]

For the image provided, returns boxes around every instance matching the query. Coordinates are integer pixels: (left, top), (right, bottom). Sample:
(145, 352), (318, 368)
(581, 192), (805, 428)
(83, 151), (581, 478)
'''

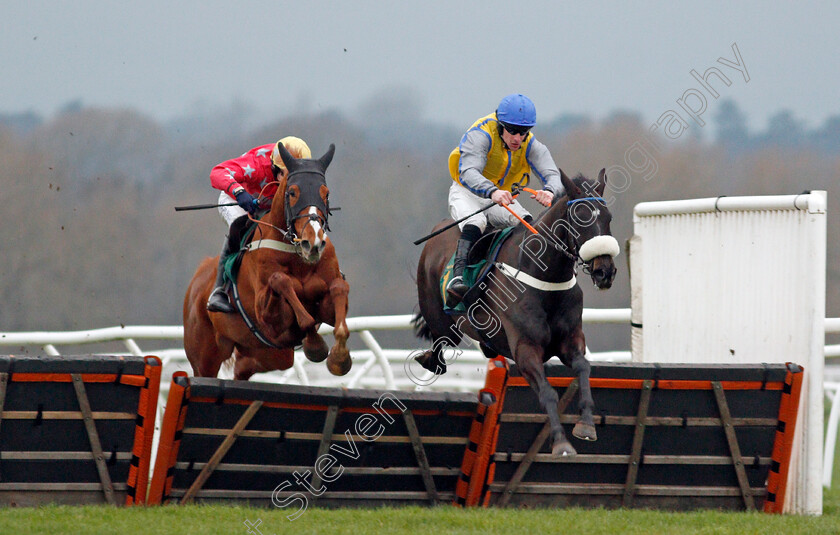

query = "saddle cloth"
(440, 227), (514, 314)
(222, 221), (261, 285)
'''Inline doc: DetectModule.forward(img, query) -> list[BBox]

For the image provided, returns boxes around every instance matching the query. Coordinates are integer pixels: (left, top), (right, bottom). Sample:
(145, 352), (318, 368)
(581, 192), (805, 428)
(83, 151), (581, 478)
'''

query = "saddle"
(440, 227), (515, 314)
(220, 220), (287, 349)
(221, 221), (259, 286)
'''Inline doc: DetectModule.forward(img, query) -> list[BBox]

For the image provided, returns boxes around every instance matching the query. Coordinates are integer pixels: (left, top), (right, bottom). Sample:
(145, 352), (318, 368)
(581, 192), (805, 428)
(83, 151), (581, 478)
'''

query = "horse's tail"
(412, 311), (433, 341)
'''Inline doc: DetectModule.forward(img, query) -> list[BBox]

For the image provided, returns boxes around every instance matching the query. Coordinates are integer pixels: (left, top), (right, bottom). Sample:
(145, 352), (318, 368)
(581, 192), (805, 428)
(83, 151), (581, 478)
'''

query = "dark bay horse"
(415, 170), (618, 455)
(183, 143), (352, 380)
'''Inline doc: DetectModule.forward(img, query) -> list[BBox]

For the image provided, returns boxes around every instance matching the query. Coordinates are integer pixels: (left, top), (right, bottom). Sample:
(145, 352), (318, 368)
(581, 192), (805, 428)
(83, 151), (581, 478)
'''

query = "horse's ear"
(596, 168), (607, 196)
(319, 144), (336, 169)
(559, 168), (580, 199)
(275, 142), (299, 173)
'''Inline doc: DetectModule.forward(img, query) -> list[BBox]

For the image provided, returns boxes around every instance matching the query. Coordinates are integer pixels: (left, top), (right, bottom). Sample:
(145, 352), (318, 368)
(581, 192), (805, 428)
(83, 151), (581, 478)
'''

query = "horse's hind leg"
(233, 354), (262, 381)
(183, 313), (229, 378)
(415, 337), (453, 375)
(414, 311), (467, 375)
(562, 327), (597, 441)
(188, 335), (232, 378)
(517, 341), (576, 456)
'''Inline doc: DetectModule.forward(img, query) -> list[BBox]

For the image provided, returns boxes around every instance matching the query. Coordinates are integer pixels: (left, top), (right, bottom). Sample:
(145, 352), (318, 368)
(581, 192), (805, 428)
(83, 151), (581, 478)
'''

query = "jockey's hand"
(235, 190), (259, 215)
(532, 189), (554, 207)
(491, 189), (513, 207)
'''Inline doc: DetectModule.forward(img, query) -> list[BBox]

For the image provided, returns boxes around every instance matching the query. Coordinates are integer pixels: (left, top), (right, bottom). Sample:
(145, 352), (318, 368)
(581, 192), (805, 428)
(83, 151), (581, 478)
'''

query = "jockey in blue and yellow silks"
(449, 114), (540, 195)
(445, 94), (565, 308)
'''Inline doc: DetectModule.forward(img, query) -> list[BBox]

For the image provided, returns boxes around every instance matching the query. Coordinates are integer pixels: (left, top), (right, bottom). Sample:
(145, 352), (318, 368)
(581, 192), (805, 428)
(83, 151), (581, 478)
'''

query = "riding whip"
(175, 201), (342, 213)
(413, 186), (542, 245)
(413, 203), (498, 245)
(174, 202), (240, 212)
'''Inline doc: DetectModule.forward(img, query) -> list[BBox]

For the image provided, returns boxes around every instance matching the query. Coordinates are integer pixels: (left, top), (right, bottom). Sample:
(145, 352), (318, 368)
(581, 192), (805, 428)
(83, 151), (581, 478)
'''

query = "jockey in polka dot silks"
(445, 94), (565, 308)
(206, 136), (312, 313)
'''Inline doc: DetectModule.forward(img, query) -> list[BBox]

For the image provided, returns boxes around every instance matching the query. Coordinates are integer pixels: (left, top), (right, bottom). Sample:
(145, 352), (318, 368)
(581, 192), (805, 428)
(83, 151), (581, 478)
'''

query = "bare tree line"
(0, 103), (837, 352)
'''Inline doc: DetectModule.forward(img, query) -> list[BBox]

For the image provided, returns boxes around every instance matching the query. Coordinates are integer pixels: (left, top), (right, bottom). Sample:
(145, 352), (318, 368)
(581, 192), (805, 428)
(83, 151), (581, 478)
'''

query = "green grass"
(1, 503), (839, 535)
(4, 415), (840, 534)
(1, 467), (839, 535)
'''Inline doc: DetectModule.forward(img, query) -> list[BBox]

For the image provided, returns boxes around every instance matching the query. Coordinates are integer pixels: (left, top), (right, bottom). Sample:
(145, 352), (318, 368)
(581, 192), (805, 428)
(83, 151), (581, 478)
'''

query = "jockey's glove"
(235, 190), (259, 215)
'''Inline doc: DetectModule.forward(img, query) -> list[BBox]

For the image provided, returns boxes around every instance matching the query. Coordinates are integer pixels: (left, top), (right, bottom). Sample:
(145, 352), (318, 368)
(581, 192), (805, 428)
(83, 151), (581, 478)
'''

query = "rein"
(561, 196), (608, 272)
(510, 194), (610, 287)
(246, 180), (290, 239)
(537, 196), (608, 267)
(245, 170), (332, 248)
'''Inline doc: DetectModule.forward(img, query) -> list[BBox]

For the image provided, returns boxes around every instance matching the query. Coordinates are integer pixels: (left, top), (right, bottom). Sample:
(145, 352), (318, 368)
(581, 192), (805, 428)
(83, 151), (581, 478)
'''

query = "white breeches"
(218, 191), (247, 227)
(448, 182), (531, 232)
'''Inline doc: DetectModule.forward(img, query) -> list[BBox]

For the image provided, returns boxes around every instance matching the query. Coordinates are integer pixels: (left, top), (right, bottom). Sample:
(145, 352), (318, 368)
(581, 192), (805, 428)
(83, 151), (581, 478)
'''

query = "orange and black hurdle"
(0, 355), (160, 506)
(460, 360), (804, 512)
(146, 359), (803, 512)
(147, 373), (477, 508)
(0, 352), (803, 511)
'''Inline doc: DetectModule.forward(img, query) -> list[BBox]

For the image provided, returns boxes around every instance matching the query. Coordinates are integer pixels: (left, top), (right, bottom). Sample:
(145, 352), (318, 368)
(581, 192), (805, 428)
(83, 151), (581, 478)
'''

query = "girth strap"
(495, 262), (577, 291)
(230, 277), (283, 350)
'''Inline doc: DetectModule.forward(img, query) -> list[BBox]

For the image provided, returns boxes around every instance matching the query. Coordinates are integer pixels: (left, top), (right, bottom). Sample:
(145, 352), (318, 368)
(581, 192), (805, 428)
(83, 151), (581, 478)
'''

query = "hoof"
(327, 346), (352, 376)
(573, 422), (597, 442)
(302, 334), (329, 363)
(552, 438), (577, 457)
(415, 351), (446, 375)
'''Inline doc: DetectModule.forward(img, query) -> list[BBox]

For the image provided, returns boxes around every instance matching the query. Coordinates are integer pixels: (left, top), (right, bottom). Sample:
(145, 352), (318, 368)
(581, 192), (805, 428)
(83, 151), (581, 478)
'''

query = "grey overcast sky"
(1, 1), (837, 131)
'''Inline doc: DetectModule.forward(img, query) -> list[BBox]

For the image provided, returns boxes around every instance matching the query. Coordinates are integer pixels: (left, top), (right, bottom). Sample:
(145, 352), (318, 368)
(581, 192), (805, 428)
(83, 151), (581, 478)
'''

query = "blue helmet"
(496, 93), (537, 127)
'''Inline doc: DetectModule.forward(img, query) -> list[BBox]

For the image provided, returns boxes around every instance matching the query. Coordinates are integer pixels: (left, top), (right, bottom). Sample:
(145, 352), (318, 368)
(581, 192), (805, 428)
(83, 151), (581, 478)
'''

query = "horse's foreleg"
(563, 328), (597, 441)
(517, 341), (576, 456)
(326, 277), (351, 376)
(302, 329), (329, 363)
(266, 271), (315, 331)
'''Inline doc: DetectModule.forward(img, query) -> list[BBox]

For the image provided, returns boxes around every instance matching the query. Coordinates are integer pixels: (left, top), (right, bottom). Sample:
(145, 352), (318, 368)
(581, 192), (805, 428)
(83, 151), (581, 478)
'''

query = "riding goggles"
(500, 122), (531, 137)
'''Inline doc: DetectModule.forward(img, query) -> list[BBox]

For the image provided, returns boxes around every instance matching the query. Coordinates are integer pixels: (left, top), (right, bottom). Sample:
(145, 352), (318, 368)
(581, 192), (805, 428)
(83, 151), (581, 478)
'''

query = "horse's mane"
(571, 173), (589, 186)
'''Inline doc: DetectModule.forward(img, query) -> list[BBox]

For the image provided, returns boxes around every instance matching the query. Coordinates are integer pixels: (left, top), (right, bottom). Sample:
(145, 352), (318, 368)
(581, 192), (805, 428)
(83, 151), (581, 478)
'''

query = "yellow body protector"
(448, 113), (534, 192)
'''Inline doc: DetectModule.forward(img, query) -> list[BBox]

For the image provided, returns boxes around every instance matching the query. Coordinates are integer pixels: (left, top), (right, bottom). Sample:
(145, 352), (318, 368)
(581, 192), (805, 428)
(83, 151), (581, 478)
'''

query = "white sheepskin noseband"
(578, 235), (620, 262)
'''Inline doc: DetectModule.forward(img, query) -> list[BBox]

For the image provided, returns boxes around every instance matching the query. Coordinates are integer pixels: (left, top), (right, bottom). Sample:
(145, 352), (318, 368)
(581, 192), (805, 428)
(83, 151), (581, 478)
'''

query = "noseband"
(283, 168), (331, 241)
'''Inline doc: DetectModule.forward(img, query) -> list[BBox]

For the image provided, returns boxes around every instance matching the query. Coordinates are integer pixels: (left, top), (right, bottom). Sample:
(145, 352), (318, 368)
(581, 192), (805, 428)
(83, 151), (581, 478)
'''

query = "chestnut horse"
(415, 170), (618, 455)
(183, 143), (351, 380)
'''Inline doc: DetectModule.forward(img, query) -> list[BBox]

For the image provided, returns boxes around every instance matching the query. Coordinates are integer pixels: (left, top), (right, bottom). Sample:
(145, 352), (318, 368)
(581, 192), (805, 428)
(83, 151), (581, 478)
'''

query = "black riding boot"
(445, 224), (482, 308)
(206, 216), (249, 313)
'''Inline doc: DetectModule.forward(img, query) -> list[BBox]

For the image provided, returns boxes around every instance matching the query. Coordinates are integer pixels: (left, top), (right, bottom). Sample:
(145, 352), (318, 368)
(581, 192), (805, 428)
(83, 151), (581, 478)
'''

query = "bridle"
(547, 196), (610, 274)
(282, 168), (331, 242)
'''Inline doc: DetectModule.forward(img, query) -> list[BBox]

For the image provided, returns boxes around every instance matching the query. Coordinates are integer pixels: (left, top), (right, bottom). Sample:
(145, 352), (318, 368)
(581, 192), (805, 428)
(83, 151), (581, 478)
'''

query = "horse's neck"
(262, 181), (290, 240)
(261, 207), (289, 240)
(520, 203), (576, 279)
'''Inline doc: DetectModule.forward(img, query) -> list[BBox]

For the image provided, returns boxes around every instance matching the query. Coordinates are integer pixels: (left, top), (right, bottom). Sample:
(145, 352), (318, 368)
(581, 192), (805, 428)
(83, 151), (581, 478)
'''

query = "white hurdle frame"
(630, 191), (828, 515)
